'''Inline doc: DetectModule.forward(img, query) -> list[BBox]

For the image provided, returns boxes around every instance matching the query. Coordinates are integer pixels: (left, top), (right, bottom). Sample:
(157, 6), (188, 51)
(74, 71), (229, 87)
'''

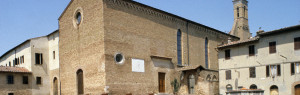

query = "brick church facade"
(59, 0), (237, 94)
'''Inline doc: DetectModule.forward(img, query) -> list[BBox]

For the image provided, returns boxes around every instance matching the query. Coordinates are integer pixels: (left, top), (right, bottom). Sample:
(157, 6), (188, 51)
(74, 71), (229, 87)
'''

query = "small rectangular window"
(20, 56), (24, 64)
(225, 49), (231, 60)
(268, 65), (280, 77)
(8, 93), (14, 95)
(249, 67), (256, 78)
(269, 42), (276, 54)
(53, 51), (55, 59)
(266, 65), (270, 77)
(291, 63), (295, 75)
(277, 65), (281, 76)
(17, 58), (20, 65)
(293, 63), (300, 75)
(249, 45), (255, 56)
(295, 37), (300, 50)
(36, 77), (42, 85)
(226, 70), (231, 80)
(23, 76), (28, 84)
(35, 53), (43, 64)
(7, 75), (14, 84)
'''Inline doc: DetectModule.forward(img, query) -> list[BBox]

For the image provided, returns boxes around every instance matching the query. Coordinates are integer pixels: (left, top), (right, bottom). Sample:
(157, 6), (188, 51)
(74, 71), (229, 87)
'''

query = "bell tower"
(229, 0), (251, 41)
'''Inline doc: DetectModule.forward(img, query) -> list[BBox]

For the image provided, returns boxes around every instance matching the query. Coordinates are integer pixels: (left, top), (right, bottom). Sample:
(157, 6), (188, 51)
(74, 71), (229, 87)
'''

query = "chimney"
(256, 30), (264, 35)
(228, 37), (232, 43)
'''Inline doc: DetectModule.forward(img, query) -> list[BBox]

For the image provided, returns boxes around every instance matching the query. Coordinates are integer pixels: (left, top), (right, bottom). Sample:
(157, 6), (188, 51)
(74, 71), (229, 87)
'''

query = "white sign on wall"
(132, 58), (145, 72)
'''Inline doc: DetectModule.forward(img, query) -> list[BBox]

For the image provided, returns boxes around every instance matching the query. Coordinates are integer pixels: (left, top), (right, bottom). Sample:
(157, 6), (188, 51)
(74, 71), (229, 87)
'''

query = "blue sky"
(0, 0), (299, 56)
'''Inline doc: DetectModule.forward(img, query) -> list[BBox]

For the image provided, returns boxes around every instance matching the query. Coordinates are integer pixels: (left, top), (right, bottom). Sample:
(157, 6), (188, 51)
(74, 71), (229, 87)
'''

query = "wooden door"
(270, 89), (278, 95)
(295, 85), (300, 95)
(159, 72), (165, 93)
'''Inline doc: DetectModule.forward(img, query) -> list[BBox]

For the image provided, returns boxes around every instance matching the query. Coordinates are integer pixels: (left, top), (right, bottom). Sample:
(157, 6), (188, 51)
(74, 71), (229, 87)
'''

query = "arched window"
(250, 84), (257, 89)
(188, 74), (195, 94)
(270, 85), (279, 95)
(212, 75), (217, 81)
(177, 29), (182, 65)
(226, 84), (233, 91)
(205, 38), (209, 68)
(243, 6), (246, 17)
(53, 77), (58, 95)
(77, 69), (84, 94)
(237, 8), (240, 17)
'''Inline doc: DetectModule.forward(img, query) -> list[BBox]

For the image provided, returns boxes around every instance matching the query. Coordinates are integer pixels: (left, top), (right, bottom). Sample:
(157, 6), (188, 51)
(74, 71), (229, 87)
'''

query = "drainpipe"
(280, 55), (287, 83)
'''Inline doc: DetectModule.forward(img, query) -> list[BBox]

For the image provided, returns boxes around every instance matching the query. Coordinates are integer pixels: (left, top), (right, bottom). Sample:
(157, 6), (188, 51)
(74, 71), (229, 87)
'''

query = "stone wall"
(219, 29), (300, 95)
(59, 0), (236, 94)
(59, 0), (106, 94)
(0, 73), (32, 95)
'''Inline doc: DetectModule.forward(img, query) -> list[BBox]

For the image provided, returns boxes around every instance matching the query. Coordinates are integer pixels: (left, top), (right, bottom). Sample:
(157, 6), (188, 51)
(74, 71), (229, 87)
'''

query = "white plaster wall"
(219, 29), (300, 95)
(30, 37), (51, 95)
(48, 32), (59, 70)
(0, 42), (32, 71)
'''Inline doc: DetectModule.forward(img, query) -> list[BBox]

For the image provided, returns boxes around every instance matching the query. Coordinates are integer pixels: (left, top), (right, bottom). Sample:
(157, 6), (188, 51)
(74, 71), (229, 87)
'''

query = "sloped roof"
(218, 36), (259, 49)
(0, 30), (58, 59)
(218, 25), (300, 49)
(0, 66), (31, 73)
(259, 25), (300, 36)
(58, 0), (238, 39)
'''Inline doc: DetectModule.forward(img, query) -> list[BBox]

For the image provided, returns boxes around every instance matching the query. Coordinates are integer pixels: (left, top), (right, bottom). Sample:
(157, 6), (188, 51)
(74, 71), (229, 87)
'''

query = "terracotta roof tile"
(0, 66), (31, 73)
(218, 36), (259, 48)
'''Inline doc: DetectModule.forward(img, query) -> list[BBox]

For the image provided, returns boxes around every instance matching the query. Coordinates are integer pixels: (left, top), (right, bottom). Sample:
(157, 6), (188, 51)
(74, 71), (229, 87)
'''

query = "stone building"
(218, 25), (300, 95)
(0, 30), (60, 95)
(58, 0), (238, 94)
(229, 0), (251, 41)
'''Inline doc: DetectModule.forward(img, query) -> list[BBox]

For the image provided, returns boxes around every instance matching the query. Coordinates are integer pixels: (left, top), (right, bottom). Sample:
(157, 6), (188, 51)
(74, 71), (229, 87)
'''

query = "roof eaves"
(0, 40), (31, 59)
(128, 0), (239, 39)
(218, 37), (259, 49)
(259, 25), (300, 36)
(0, 30), (58, 59)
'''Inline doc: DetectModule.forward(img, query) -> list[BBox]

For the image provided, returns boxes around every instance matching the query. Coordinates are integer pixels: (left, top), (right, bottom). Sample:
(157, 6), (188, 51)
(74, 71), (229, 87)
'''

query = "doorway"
(295, 84), (300, 95)
(270, 85), (278, 95)
(53, 77), (58, 95)
(188, 74), (195, 94)
(158, 72), (165, 93)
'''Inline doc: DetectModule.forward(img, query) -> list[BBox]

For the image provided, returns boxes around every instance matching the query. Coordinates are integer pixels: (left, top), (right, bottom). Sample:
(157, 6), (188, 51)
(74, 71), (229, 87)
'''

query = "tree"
(171, 78), (180, 95)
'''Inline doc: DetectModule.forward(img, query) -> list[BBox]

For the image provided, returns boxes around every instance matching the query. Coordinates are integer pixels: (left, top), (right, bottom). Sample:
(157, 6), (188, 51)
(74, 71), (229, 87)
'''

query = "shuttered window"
(7, 75), (14, 84)
(249, 67), (256, 78)
(266, 65), (270, 77)
(269, 42), (276, 54)
(249, 45), (255, 56)
(226, 70), (231, 80)
(277, 65), (281, 76)
(35, 53), (43, 64)
(295, 37), (300, 50)
(23, 76), (28, 84)
(36, 77), (42, 84)
(225, 49), (231, 60)
(291, 63), (295, 75)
